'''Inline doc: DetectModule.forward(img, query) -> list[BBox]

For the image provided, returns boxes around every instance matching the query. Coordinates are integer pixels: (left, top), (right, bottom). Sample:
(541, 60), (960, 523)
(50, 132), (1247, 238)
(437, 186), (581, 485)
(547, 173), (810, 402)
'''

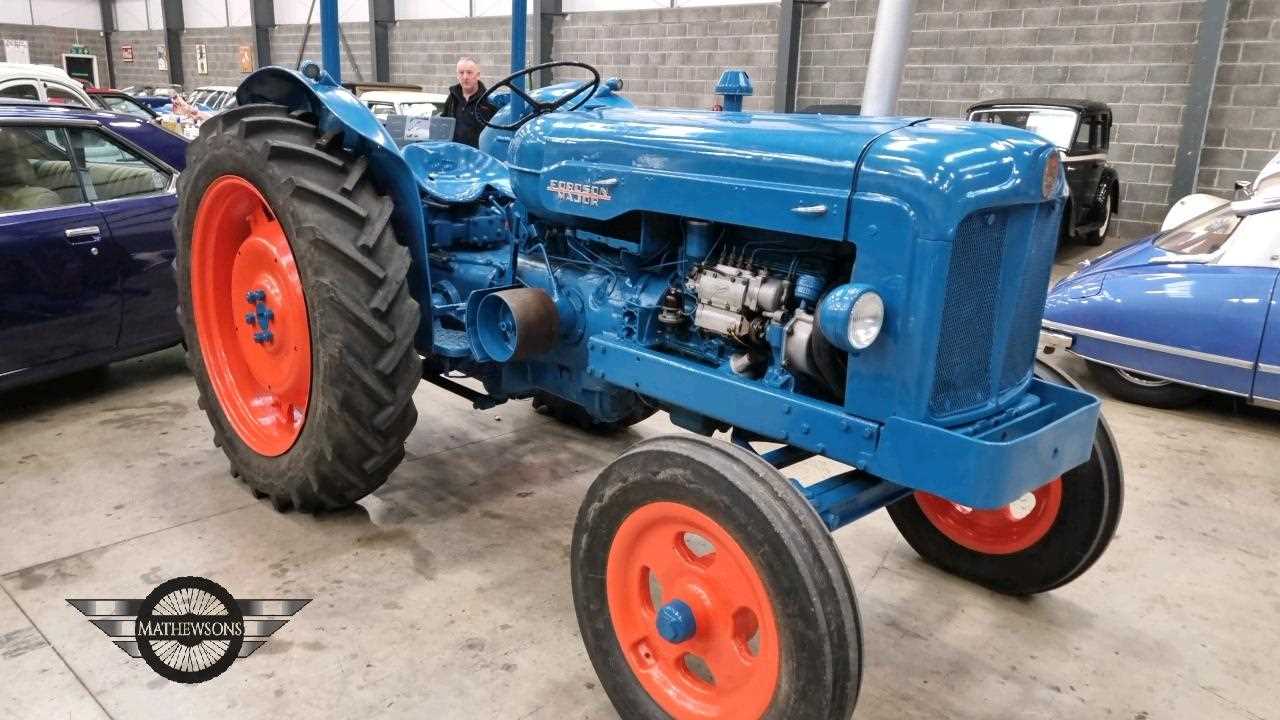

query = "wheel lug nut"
(245, 312), (256, 325)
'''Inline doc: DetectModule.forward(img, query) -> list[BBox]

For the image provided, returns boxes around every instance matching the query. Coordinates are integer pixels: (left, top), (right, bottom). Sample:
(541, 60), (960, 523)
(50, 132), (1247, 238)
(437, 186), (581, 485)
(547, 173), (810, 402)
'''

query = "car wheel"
(1087, 361), (1207, 408)
(1083, 185), (1111, 246)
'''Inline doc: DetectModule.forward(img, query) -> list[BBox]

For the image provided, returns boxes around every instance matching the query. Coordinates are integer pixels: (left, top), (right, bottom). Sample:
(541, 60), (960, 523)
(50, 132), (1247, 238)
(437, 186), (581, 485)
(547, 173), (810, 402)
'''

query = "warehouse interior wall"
(2, 0), (1277, 239)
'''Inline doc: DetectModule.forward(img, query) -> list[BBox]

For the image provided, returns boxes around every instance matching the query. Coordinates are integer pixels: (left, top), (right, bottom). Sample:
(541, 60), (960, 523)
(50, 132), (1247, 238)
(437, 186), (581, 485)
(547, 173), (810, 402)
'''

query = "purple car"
(0, 101), (188, 391)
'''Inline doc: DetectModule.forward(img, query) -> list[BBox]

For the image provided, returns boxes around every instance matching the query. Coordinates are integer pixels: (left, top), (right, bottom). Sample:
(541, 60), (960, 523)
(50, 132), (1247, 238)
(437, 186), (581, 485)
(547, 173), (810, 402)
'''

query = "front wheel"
(1088, 361), (1207, 409)
(572, 435), (862, 719)
(886, 361), (1123, 595)
(175, 104), (422, 512)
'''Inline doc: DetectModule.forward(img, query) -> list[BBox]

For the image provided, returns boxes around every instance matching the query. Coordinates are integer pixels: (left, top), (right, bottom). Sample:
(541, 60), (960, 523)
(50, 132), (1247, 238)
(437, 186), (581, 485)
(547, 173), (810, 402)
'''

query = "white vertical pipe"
(860, 0), (915, 117)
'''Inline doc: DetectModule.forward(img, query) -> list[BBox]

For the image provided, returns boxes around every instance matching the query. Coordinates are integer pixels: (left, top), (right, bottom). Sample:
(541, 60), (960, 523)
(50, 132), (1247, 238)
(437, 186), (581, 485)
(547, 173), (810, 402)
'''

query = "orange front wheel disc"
(572, 435), (863, 720)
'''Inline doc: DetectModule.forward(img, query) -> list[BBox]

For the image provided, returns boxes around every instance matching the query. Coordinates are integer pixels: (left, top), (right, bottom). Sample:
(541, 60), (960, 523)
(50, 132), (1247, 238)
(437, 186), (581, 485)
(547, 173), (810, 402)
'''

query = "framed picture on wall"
(157, 44), (167, 71)
(196, 44), (208, 75)
(238, 46), (253, 73)
(121, 44), (134, 62)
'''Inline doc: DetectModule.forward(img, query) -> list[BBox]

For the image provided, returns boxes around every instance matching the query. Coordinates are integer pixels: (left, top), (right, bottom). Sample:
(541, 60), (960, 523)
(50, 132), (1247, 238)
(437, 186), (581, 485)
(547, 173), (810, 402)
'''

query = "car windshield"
(1155, 203), (1241, 255)
(969, 107), (1079, 149)
(100, 95), (152, 118)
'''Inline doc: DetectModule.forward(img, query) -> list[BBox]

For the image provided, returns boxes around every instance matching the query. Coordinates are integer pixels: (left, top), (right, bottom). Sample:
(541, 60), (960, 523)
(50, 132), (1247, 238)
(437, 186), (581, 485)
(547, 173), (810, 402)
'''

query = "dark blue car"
(0, 102), (188, 391)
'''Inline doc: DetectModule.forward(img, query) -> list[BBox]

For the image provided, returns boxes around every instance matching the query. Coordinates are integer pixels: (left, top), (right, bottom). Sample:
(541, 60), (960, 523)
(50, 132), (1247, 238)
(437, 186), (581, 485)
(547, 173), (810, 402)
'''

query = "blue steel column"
(321, 0), (342, 83)
(510, 0), (528, 118)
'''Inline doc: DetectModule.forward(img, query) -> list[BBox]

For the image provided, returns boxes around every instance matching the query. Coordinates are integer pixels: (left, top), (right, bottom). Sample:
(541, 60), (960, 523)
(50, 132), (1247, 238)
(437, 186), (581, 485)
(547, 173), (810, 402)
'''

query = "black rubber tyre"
(1082, 183), (1112, 246)
(1087, 361), (1207, 409)
(531, 391), (654, 434)
(175, 103), (421, 512)
(886, 360), (1124, 595)
(572, 435), (862, 720)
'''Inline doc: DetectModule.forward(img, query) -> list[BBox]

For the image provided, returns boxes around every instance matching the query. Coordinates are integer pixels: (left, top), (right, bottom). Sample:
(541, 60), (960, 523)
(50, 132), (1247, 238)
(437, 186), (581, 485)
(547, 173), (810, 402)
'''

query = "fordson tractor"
(173, 31), (1122, 720)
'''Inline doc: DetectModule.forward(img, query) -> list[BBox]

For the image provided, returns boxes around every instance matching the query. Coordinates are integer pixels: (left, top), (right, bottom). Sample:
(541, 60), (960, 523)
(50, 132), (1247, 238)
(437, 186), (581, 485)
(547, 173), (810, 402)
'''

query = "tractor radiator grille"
(929, 210), (1007, 417)
(999, 203), (1059, 389)
(929, 204), (1059, 420)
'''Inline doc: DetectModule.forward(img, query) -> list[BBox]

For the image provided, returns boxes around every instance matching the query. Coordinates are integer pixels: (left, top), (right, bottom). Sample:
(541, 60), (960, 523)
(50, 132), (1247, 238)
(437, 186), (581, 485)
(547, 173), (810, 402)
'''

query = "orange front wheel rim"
(915, 477), (1064, 555)
(606, 502), (780, 719)
(190, 176), (311, 456)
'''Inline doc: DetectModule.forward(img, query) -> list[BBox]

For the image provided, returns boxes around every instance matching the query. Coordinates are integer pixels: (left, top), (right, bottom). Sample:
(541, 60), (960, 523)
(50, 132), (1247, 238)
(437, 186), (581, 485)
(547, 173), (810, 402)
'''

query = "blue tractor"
(173, 49), (1121, 720)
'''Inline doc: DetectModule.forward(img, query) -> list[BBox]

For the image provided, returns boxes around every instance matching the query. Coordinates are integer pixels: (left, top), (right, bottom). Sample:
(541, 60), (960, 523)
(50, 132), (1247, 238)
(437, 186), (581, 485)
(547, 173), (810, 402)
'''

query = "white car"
(359, 90), (447, 122)
(187, 86), (238, 112)
(0, 63), (94, 107)
(1162, 150), (1280, 231)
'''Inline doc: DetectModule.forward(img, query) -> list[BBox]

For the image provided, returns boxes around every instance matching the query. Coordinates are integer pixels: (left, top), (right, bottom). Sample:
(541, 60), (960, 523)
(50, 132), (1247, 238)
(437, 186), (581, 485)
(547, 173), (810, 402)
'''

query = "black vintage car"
(968, 99), (1119, 245)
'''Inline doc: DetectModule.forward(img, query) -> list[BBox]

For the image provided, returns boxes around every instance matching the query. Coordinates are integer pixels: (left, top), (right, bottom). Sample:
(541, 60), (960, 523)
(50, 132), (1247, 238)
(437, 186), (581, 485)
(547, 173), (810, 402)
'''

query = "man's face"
(457, 62), (480, 94)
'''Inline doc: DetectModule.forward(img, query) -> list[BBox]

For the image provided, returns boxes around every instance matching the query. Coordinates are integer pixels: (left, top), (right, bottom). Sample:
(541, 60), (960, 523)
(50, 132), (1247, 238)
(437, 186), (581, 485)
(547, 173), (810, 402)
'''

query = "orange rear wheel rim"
(190, 175), (311, 456)
(606, 502), (780, 719)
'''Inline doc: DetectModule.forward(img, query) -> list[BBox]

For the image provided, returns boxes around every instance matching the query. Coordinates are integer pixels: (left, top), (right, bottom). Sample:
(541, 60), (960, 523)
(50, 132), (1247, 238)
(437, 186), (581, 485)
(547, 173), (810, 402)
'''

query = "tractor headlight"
(818, 284), (885, 353)
(848, 291), (884, 350)
(1043, 152), (1061, 198)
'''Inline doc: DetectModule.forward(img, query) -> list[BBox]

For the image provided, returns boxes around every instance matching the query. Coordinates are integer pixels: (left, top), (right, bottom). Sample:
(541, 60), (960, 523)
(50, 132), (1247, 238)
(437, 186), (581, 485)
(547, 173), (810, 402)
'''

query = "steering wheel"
(477, 61), (601, 132)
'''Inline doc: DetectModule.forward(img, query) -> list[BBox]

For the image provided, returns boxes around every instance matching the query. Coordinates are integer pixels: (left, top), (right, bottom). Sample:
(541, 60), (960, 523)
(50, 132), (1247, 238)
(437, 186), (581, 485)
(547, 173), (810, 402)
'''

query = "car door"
(1090, 263), (1277, 396)
(1249, 237), (1280, 408)
(1064, 115), (1104, 226)
(67, 125), (180, 350)
(0, 123), (119, 376)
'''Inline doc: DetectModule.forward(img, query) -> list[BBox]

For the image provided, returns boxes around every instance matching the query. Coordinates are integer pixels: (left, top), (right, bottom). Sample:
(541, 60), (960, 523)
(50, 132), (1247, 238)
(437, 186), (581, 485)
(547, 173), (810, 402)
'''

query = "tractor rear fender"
(236, 63), (433, 347)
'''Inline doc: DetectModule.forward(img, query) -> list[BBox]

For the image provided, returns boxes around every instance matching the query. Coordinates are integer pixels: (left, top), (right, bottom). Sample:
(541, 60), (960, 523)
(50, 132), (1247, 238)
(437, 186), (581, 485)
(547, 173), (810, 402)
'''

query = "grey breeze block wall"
(270, 22), (373, 84)
(111, 30), (170, 89)
(1203, 0), (1280, 206)
(550, 3), (780, 111)
(388, 16), (533, 96)
(0, 23), (108, 79)
(183, 26), (258, 88)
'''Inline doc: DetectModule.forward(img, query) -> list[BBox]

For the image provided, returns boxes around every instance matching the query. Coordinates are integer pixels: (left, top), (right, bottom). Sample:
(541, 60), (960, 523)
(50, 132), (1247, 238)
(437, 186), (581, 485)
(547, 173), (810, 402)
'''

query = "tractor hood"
(506, 108), (919, 241)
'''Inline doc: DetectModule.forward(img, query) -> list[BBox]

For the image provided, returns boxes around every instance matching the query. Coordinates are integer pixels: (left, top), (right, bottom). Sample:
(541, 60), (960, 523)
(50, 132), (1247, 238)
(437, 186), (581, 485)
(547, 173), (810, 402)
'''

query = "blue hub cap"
(244, 288), (275, 344)
(656, 599), (697, 644)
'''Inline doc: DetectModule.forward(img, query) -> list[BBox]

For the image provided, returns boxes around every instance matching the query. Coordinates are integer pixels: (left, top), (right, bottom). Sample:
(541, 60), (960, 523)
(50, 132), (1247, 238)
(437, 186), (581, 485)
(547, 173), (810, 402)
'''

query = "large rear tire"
(175, 103), (421, 512)
(886, 360), (1123, 595)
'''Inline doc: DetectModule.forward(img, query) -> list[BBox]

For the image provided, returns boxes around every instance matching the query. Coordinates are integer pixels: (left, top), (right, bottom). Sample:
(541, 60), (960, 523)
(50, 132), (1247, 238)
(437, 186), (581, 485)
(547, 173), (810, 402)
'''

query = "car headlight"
(818, 284), (885, 353)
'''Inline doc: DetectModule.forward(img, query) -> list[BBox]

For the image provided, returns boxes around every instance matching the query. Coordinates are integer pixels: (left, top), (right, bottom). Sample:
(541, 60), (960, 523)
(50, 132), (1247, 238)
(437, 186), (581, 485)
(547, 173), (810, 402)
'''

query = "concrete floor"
(3, 242), (1279, 720)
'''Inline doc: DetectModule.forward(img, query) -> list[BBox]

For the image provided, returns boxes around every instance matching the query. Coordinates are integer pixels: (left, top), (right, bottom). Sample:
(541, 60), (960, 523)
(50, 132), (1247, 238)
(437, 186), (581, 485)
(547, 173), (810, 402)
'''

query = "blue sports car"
(1041, 168), (1280, 409)
(0, 101), (188, 391)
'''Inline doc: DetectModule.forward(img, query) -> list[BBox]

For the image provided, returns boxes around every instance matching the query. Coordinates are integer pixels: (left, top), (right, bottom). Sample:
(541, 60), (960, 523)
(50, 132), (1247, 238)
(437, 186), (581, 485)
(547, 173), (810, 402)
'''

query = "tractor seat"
(402, 142), (512, 204)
